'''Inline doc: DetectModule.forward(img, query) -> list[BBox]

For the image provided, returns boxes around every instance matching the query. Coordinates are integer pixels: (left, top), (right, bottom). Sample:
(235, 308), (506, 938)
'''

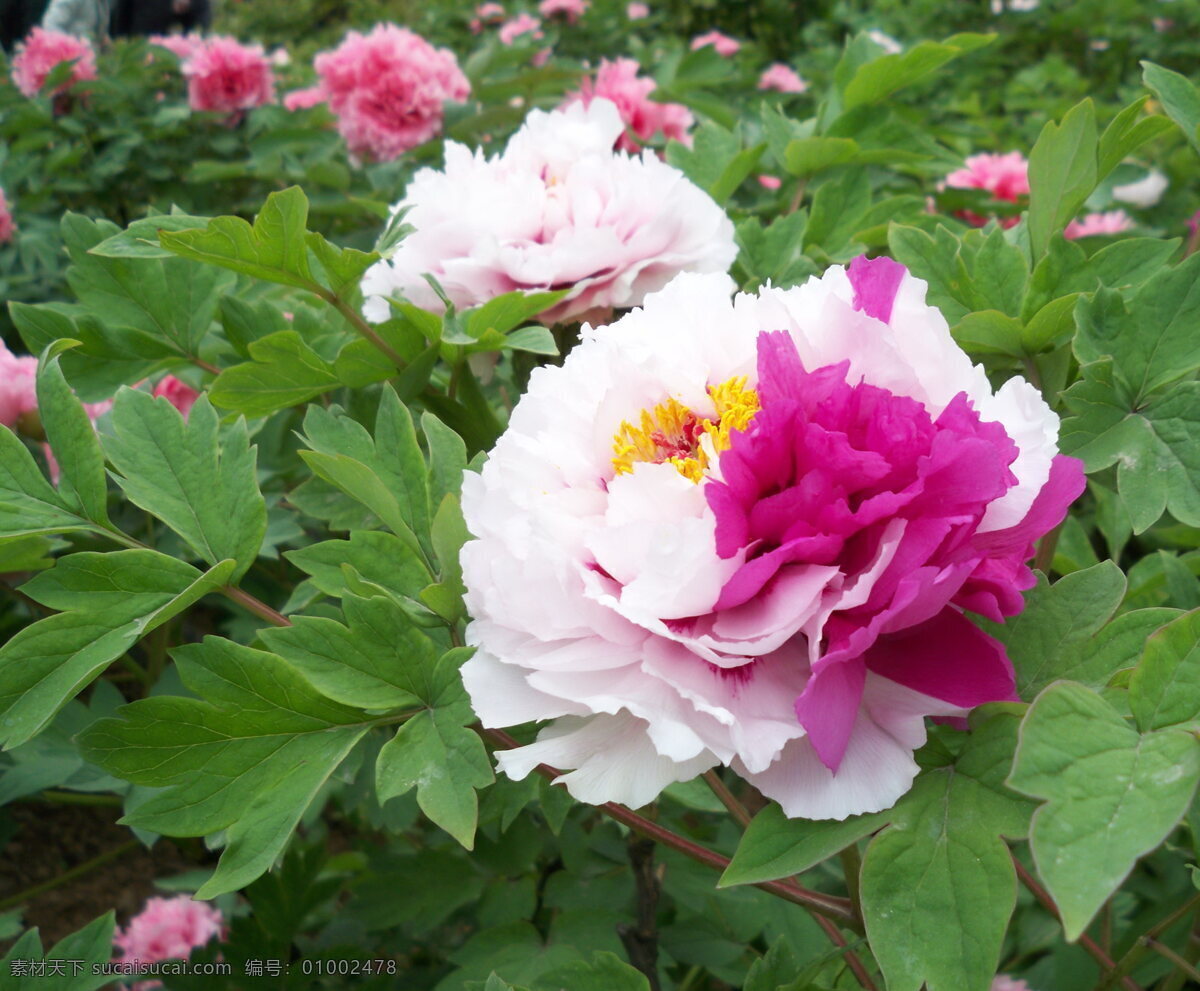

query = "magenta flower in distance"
(758, 63), (808, 94)
(113, 895), (222, 991)
(461, 262), (1083, 819)
(0, 186), (14, 244)
(690, 30), (741, 56)
(181, 36), (275, 114)
(0, 341), (38, 430)
(152, 376), (201, 418)
(944, 151), (1030, 228)
(10, 27), (97, 98)
(562, 58), (693, 151)
(1064, 210), (1133, 239)
(313, 24), (469, 163)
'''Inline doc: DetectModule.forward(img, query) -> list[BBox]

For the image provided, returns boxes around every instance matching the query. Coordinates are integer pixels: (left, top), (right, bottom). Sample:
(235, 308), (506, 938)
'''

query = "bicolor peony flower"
(539, 0), (588, 22)
(181, 36), (275, 114)
(461, 262), (1084, 819)
(10, 27), (97, 98)
(944, 151), (1029, 228)
(758, 63), (808, 94)
(0, 342), (38, 430)
(113, 895), (223, 991)
(561, 58), (693, 151)
(690, 30), (741, 56)
(499, 13), (544, 44)
(314, 24), (470, 162)
(360, 98), (736, 326)
(152, 376), (201, 418)
(0, 186), (14, 244)
(1064, 210), (1133, 239)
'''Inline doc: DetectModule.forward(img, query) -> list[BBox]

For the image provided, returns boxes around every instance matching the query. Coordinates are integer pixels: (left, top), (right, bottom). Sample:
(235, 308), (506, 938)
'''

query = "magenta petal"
(847, 255), (907, 324)
(864, 608), (1018, 707)
(793, 660), (867, 771)
(972, 454), (1087, 558)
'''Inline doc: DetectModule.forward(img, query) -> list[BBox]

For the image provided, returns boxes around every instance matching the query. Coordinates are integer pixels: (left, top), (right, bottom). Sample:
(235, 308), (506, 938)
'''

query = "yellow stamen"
(611, 376), (759, 482)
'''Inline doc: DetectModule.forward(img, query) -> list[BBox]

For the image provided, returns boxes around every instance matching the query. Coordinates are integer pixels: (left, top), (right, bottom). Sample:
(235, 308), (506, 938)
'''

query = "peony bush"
(1, 3), (1200, 990)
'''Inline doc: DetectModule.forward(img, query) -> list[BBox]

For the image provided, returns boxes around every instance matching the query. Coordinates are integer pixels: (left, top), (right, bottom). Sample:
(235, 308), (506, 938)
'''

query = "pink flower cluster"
(758, 63), (808, 94)
(539, 0), (588, 21)
(562, 58), (693, 151)
(0, 186), (14, 244)
(10, 27), (97, 98)
(470, 2), (507, 32)
(313, 24), (470, 162)
(499, 13), (543, 44)
(690, 30), (741, 57)
(944, 151), (1030, 228)
(0, 341), (38, 430)
(180, 36), (275, 114)
(113, 896), (223, 991)
(1064, 210), (1133, 239)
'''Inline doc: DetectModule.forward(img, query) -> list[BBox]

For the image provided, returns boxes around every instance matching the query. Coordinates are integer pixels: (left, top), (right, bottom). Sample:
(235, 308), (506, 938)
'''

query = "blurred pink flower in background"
(1064, 210), (1133, 239)
(113, 895), (223, 991)
(499, 13), (544, 44)
(147, 33), (205, 61)
(0, 186), (14, 244)
(10, 27), (97, 98)
(758, 63), (807, 93)
(991, 977), (1034, 991)
(627, 2), (649, 18)
(690, 30), (740, 56)
(314, 24), (470, 162)
(944, 151), (1030, 228)
(757, 174), (782, 190)
(0, 342), (38, 430)
(282, 85), (327, 111)
(470, 2), (506, 32)
(562, 57), (693, 151)
(181, 36), (275, 114)
(152, 376), (201, 418)
(539, 0), (589, 22)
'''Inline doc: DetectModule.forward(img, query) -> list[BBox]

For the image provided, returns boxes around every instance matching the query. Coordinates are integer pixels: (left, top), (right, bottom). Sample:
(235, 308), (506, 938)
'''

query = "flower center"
(611, 377), (759, 482)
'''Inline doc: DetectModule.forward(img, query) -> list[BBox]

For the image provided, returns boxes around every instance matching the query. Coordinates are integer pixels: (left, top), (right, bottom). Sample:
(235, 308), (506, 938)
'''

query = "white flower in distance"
(462, 264), (1084, 819)
(360, 98), (736, 326)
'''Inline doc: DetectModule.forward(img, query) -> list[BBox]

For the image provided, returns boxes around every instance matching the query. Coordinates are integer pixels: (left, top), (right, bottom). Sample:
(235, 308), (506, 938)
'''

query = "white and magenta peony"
(313, 24), (469, 163)
(1064, 210), (1133, 239)
(944, 151), (1029, 228)
(10, 27), (97, 98)
(461, 262), (1083, 819)
(181, 36), (275, 114)
(561, 58), (693, 151)
(361, 99), (736, 325)
(113, 895), (222, 991)
(758, 63), (808, 94)
(690, 30), (741, 56)
(0, 186), (14, 244)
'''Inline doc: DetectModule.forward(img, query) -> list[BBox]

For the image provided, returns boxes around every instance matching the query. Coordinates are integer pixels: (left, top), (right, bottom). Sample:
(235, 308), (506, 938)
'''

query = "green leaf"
(1097, 97), (1177, 178)
(0, 427), (91, 539)
(259, 594), (440, 710)
(1008, 681), (1200, 940)
(784, 137), (858, 176)
(433, 493), (469, 598)
(504, 326), (559, 356)
(209, 331), (340, 415)
(1142, 61), (1200, 155)
(532, 952), (651, 991)
(1020, 293), (1079, 353)
(1128, 610), (1200, 731)
(888, 224), (971, 323)
(38, 912), (115, 991)
(1027, 100), (1099, 259)
(736, 211), (815, 288)
(861, 708), (1033, 991)
(1061, 362), (1200, 531)
(1087, 238), (1181, 293)
(63, 213), (233, 359)
(841, 33), (993, 112)
(464, 290), (569, 339)
(951, 311), (1024, 357)
(88, 213), (212, 259)
(721, 804), (888, 887)
(376, 706), (493, 848)
(285, 530), (431, 603)
(0, 552), (235, 748)
(77, 637), (371, 898)
(424, 411), (468, 507)
(35, 350), (109, 525)
(804, 169), (870, 261)
(105, 390), (267, 580)
(970, 226), (1028, 317)
(158, 186), (317, 290)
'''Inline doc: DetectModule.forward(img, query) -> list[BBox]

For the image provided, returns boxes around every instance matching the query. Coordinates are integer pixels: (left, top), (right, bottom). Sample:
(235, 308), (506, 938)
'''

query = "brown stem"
(480, 727), (861, 931)
(1143, 939), (1200, 984)
(220, 585), (291, 627)
(191, 356), (221, 376)
(813, 916), (880, 991)
(1012, 856), (1142, 991)
(1034, 520), (1064, 574)
(617, 835), (662, 991)
(1099, 891), (1200, 991)
(318, 289), (409, 371)
(702, 769), (752, 827)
